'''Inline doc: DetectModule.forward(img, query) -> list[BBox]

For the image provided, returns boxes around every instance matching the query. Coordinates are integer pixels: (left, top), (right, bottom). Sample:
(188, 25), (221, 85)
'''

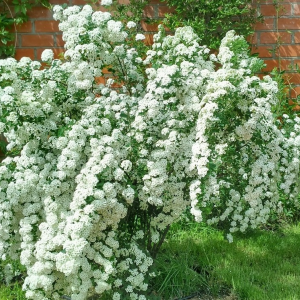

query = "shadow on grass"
(152, 223), (300, 300)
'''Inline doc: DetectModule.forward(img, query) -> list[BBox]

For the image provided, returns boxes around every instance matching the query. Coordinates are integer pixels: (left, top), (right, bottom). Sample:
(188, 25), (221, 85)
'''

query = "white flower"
(135, 34), (145, 41)
(122, 187), (135, 204)
(101, 0), (112, 6)
(0, 122), (5, 133)
(113, 292), (121, 300)
(226, 233), (233, 243)
(107, 20), (122, 33)
(41, 49), (54, 62)
(121, 160), (132, 172)
(127, 21), (136, 29)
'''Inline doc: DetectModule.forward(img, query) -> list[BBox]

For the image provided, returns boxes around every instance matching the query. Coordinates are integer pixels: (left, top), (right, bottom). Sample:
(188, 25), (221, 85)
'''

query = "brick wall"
(253, 0), (300, 97)
(13, 0), (67, 61)
(5, 0), (300, 87)
(12, 0), (173, 61)
(9, 0), (300, 91)
(13, 0), (300, 84)
(13, 0), (299, 70)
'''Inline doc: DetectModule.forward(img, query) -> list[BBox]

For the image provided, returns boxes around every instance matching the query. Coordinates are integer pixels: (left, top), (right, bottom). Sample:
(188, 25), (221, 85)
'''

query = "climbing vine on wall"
(0, 0), (49, 58)
(161, 0), (263, 49)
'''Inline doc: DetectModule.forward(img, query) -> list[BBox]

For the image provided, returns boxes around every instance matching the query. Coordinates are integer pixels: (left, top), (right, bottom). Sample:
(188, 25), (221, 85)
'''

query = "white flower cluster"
(101, 0), (112, 6)
(41, 49), (54, 62)
(188, 31), (300, 234)
(0, 5), (300, 300)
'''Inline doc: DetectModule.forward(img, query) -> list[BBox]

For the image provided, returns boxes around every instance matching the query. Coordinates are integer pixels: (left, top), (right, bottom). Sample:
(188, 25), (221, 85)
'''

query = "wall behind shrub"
(13, 0), (173, 61)
(13, 0), (300, 92)
(252, 0), (300, 98)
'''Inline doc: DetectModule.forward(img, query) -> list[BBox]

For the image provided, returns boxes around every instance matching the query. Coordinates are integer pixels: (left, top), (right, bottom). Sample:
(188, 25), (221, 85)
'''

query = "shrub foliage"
(0, 3), (299, 300)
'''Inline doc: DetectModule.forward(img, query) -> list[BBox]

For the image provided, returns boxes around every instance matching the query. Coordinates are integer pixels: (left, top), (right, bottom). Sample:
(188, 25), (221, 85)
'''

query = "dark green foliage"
(162, 0), (263, 49)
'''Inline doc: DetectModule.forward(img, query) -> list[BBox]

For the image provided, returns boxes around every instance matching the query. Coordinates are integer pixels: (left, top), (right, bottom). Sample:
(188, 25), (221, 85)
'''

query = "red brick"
(293, 60), (300, 69)
(89, 3), (100, 10)
(284, 73), (300, 84)
(102, 67), (111, 74)
(246, 33), (258, 45)
(72, 0), (87, 4)
(288, 98), (300, 110)
(49, 0), (70, 4)
(27, 7), (52, 19)
(35, 20), (60, 32)
(95, 77), (106, 84)
(158, 5), (175, 17)
(261, 59), (291, 72)
(260, 31), (291, 44)
(260, 4), (291, 16)
(143, 5), (155, 18)
(14, 21), (32, 33)
(294, 32), (300, 43)
(279, 45), (300, 57)
(56, 35), (64, 47)
(257, 0), (274, 3)
(293, 4), (300, 16)
(14, 48), (35, 60)
(252, 46), (273, 58)
(254, 18), (274, 30)
(290, 86), (300, 98)
(277, 18), (300, 29)
(95, 6), (108, 12)
(22, 35), (54, 47)
(37, 48), (64, 60)
(125, 11), (134, 18)
(144, 33), (154, 46)
(292, 104), (300, 111)
(111, 81), (123, 88)
(141, 20), (159, 32)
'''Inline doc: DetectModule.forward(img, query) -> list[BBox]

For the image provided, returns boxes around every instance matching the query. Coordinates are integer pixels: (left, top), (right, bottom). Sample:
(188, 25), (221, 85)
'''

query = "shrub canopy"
(0, 4), (299, 300)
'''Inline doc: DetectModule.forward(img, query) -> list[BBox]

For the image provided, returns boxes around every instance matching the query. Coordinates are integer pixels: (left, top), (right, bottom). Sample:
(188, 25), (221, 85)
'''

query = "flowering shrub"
(0, 3), (300, 300)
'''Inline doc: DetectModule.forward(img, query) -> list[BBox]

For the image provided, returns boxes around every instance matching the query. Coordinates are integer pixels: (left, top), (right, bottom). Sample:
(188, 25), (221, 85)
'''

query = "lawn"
(152, 221), (300, 300)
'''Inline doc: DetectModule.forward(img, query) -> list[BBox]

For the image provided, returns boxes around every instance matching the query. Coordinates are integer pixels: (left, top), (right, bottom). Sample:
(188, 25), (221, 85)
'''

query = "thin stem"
(107, 43), (132, 96)
(275, 1), (282, 71)
(3, 0), (18, 51)
(151, 225), (170, 259)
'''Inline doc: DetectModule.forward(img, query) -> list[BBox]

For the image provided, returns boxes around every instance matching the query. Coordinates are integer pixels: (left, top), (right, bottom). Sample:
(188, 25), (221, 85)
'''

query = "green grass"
(0, 282), (25, 300)
(2, 222), (300, 300)
(151, 221), (300, 300)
